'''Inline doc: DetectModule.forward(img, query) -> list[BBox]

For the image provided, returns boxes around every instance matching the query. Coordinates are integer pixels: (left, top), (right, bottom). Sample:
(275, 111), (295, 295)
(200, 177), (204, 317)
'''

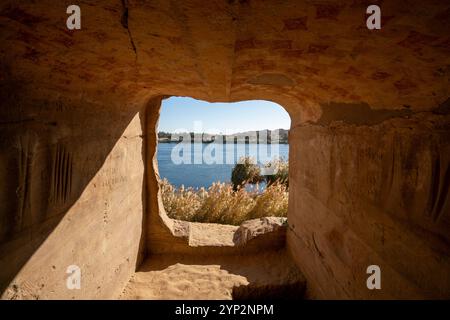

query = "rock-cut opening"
(153, 96), (291, 249)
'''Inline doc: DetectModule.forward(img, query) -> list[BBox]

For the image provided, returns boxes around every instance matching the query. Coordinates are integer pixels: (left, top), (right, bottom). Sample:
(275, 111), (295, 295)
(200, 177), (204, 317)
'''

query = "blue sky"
(158, 97), (291, 134)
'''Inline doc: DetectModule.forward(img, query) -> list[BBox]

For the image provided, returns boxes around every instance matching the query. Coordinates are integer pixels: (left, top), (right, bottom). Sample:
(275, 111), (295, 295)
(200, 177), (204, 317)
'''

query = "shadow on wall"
(0, 71), (148, 296)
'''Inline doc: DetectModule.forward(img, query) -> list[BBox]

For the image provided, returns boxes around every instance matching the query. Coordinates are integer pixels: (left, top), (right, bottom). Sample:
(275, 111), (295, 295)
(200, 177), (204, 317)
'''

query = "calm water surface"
(157, 143), (289, 188)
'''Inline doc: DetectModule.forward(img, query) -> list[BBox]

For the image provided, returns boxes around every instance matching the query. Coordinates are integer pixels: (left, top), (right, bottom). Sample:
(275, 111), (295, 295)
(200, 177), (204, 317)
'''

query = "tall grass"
(231, 156), (289, 189)
(160, 179), (288, 226)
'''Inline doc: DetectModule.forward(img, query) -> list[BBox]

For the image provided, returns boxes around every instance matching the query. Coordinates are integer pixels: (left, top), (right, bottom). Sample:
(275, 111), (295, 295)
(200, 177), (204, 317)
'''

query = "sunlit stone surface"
(0, 0), (449, 299)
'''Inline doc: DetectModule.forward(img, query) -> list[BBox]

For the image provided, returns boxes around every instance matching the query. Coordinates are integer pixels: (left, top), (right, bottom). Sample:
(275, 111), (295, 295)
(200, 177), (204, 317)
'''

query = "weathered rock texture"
(0, 0), (449, 299)
(233, 217), (287, 246)
(289, 112), (450, 299)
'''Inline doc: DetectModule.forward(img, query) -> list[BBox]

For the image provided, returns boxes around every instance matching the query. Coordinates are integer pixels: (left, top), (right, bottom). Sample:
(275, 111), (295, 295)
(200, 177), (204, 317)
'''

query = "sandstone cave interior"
(0, 0), (449, 300)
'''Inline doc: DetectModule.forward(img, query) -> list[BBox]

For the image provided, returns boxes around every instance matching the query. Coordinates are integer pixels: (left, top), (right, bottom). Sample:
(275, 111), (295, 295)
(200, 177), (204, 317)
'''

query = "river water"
(157, 142), (289, 188)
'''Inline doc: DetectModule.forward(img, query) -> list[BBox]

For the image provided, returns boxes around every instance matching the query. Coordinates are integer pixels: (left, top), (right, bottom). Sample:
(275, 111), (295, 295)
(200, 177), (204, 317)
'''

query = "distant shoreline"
(158, 128), (289, 144)
(157, 140), (289, 144)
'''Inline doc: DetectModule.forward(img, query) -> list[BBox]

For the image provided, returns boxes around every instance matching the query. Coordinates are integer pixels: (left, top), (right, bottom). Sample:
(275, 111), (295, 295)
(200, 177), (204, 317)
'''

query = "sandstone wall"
(0, 89), (146, 299)
(287, 110), (450, 299)
(1, 0), (449, 299)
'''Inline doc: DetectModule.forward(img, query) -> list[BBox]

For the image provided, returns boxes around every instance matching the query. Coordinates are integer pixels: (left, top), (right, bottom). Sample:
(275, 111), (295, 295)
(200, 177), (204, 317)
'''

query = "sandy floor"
(120, 250), (305, 300)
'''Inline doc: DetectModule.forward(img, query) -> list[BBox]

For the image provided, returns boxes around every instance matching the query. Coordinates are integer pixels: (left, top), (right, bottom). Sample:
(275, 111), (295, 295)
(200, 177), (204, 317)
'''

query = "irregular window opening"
(156, 96), (290, 230)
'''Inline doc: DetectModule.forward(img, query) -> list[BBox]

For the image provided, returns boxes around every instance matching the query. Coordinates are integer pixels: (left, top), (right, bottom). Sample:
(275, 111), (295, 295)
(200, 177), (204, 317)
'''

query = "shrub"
(264, 157), (289, 188)
(160, 179), (201, 221)
(194, 182), (256, 225)
(249, 183), (288, 219)
(231, 156), (263, 190)
(160, 178), (288, 226)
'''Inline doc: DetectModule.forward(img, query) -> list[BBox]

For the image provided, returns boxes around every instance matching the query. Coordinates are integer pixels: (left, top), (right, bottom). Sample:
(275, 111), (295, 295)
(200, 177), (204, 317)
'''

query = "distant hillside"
(158, 129), (289, 144)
